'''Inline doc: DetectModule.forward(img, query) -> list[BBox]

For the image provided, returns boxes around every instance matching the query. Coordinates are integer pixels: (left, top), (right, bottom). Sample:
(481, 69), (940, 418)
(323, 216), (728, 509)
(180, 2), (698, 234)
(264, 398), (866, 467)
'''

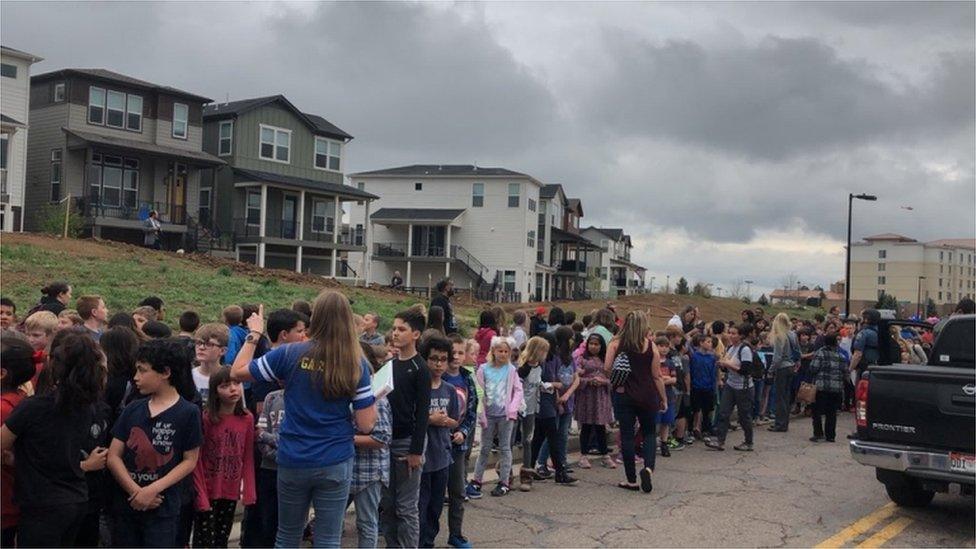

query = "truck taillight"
(855, 378), (869, 427)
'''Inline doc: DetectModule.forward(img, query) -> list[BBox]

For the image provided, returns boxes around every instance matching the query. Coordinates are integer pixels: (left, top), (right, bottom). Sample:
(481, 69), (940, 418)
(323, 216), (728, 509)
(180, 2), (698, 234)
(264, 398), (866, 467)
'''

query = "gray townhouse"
(25, 68), (223, 247)
(201, 95), (376, 277)
(537, 183), (599, 301)
(582, 226), (647, 297)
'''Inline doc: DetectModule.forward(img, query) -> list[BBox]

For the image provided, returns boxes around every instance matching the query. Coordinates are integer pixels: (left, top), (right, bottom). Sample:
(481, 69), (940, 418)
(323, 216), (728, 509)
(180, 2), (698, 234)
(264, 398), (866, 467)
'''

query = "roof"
(566, 198), (583, 216)
(585, 226), (631, 242)
(352, 164), (529, 178)
(32, 68), (211, 102)
(540, 184), (563, 199)
(233, 168), (377, 199)
(0, 114), (25, 127)
(63, 128), (224, 166)
(863, 233), (917, 243)
(609, 257), (647, 271)
(770, 289), (844, 301)
(370, 208), (465, 222)
(925, 239), (976, 250)
(1, 45), (42, 62)
(551, 226), (600, 248)
(203, 95), (352, 141)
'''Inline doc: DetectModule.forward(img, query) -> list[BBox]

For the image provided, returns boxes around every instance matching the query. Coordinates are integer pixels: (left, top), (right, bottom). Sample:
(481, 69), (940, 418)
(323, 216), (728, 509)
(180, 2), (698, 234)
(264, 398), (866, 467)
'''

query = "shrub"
(37, 202), (85, 238)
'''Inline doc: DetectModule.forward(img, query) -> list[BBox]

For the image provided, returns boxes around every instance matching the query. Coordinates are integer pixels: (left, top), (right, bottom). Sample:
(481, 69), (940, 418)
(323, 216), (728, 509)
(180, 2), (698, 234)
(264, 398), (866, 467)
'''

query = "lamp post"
(845, 193), (878, 318)
(649, 276), (656, 293)
(745, 279), (754, 300)
(666, 275), (671, 294)
(916, 276), (926, 318)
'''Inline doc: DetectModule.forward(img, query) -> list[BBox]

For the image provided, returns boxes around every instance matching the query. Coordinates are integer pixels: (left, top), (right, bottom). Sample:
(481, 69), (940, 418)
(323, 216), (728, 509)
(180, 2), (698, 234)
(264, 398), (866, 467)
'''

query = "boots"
(519, 468), (534, 492)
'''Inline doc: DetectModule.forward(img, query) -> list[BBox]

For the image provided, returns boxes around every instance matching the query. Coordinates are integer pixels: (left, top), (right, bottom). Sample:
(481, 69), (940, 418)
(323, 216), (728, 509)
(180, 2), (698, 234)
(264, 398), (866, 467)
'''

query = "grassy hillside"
(0, 234), (441, 331)
(0, 233), (814, 334)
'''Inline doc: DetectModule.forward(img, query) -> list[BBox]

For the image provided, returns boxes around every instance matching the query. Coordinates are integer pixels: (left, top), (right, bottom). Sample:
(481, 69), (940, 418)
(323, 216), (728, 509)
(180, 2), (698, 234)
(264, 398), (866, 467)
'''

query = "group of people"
(0, 276), (970, 549)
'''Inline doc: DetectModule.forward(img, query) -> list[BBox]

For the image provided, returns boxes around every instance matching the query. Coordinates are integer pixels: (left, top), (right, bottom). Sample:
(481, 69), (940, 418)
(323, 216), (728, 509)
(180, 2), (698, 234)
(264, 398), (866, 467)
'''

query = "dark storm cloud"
(580, 32), (975, 161)
(793, 0), (976, 32)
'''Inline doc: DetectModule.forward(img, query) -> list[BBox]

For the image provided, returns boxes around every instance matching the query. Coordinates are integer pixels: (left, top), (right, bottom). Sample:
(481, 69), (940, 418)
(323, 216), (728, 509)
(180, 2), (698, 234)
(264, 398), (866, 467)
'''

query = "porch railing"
(86, 199), (186, 225)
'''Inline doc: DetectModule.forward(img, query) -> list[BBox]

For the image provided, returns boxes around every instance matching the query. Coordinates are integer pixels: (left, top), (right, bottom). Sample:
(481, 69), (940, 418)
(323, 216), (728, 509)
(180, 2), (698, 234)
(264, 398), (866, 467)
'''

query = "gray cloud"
(579, 32), (974, 161)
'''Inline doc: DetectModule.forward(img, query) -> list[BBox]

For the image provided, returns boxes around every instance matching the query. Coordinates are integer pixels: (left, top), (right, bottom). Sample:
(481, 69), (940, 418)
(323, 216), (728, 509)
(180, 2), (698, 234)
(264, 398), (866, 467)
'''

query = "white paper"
(372, 360), (395, 399)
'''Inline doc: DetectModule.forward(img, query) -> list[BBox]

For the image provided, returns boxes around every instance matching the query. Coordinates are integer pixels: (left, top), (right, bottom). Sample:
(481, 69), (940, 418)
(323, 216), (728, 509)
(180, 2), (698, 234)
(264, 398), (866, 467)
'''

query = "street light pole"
(666, 275), (670, 294)
(745, 279), (754, 301)
(845, 193), (878, 319)
(916, 276), (926, 318)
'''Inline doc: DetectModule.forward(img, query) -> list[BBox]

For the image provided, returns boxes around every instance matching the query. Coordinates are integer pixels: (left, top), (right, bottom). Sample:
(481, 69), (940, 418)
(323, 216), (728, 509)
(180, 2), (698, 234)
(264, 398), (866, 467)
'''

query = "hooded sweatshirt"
(475, 327), (497, 365)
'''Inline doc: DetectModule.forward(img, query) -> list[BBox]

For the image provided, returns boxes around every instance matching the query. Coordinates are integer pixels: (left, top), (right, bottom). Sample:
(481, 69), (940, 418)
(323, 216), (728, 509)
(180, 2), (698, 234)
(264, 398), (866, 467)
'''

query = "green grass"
(0, 242), (428, 331)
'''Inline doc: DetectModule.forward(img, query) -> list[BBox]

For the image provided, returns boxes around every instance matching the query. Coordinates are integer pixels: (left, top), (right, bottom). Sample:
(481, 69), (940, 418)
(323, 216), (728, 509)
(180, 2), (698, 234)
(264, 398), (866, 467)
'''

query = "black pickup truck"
(849, 314), (975, 507)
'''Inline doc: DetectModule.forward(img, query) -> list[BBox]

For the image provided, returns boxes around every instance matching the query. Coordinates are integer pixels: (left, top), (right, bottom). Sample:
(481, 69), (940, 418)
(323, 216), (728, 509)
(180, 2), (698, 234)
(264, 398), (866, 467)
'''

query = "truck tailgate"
(865, 364), (976, 453)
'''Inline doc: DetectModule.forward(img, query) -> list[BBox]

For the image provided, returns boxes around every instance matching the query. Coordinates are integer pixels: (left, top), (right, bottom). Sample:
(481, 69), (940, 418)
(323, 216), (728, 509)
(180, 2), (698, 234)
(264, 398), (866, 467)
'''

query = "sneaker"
(683, 435), (695, 445)
(809, 436), (824, 442)
(660, 444), (671, 458)
(704, 438), (725, 451)
(667, 437), (679, 449)
(767, 426), (788, 433)
(519, 469), (534, 492)
(672, 441), (687, 451)
(534, 465), (553, 480)
(555, 472), (579, 485)
(733, 443), (754, 452)
(639, 467), (653, 493)
(448, 535), (473, 548)
(465, 481), (483, 500)
(490, 483), (510, 497)
(729, 424), (739, 431)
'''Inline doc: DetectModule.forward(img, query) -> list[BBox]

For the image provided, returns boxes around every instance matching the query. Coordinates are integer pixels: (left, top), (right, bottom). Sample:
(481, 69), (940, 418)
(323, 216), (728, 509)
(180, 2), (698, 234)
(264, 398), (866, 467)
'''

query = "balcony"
(556, 259), (587, 274)
(86, 200), (186, 225)
(231, 218), (360, 245)
(373, 242), (448, 259)
(613, 277), (627, 288)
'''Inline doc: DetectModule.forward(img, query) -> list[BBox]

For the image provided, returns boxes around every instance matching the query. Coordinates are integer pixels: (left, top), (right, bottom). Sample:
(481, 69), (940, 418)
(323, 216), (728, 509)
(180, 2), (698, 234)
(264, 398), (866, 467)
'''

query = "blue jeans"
(276, 459), (354, 548)
(351, 481), (382, 548)
(536, 412), (572, 468)
(612, 392), (657, 484)
(752, 379), (765, 417)
(112, 510), (179, 548)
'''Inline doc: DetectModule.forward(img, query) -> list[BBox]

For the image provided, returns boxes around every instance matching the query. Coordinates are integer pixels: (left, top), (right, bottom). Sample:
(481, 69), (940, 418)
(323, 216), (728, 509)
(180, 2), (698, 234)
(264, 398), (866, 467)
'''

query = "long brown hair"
(304, 290), (363, 399)
(617, 310), (650, 354)
(206, 367), (245, 423)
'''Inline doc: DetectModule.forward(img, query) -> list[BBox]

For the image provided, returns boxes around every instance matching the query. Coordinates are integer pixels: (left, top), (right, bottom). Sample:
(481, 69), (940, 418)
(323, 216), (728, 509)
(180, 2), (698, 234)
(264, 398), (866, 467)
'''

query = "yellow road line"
(814, 502), (898, 548)
(856, 516), (914, 548)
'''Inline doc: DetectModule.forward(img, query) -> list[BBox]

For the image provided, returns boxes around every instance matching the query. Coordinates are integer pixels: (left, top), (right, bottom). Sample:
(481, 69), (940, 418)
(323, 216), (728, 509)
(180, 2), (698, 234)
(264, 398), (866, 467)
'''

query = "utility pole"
(666, 275), (670, 294)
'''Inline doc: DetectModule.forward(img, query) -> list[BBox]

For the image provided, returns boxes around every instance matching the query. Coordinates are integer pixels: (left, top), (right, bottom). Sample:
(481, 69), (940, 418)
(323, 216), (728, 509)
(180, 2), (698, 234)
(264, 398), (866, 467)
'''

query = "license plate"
(949, 452), (976, 474)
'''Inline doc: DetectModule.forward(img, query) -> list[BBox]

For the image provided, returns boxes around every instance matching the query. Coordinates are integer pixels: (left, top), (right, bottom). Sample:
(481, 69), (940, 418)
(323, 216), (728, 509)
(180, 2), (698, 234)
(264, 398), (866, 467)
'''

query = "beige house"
(850, 233), (976, 313)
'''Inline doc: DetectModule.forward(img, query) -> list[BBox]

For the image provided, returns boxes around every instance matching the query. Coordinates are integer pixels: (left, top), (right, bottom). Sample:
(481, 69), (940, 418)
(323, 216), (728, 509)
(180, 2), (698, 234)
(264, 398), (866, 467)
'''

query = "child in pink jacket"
(466, 336), (523, 497)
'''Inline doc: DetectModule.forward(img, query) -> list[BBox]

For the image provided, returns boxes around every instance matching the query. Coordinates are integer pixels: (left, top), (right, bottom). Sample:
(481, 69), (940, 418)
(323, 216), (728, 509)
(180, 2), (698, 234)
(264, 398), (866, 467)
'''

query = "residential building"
(850, 233), (976, 313)
(1, 45), (42, 232)
(347, 165), (544, 301)
(582, 226), (647, 297)
(201, 95), (375, 277)
(536, 184), (599, 301)
(25, 68), (223, 247)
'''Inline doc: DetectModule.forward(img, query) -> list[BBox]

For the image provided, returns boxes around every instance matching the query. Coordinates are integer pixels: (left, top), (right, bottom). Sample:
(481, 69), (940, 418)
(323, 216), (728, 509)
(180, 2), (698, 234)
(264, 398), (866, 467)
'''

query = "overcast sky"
(4, 1), (973, 297)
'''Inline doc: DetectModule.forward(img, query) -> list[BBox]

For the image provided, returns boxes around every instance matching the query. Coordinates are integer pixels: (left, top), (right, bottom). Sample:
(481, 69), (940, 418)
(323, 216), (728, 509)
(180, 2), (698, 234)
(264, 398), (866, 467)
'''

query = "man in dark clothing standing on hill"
(431, 279), (458, 335)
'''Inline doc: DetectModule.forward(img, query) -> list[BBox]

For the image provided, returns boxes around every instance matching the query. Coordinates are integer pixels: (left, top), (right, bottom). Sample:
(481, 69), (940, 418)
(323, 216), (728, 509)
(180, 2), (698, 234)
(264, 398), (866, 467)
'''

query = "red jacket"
(1, 391), (25, 526)
(193, 411), (256, 510)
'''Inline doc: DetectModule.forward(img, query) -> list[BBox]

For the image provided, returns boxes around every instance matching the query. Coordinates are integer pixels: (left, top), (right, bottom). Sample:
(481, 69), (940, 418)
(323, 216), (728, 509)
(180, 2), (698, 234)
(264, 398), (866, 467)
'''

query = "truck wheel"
(883, 476), (935, 507)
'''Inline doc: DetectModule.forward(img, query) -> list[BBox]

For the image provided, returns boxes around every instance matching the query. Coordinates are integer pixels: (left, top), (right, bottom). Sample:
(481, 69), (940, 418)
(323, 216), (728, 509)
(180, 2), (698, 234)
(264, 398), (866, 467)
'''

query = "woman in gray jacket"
(768, 313), (799, 432)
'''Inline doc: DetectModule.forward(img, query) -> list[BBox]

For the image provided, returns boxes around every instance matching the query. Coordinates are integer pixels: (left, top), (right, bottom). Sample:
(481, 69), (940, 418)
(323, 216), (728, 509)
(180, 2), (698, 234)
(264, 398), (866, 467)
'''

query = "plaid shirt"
(351, 397), (391, 494)
(810, 347), (848, 393)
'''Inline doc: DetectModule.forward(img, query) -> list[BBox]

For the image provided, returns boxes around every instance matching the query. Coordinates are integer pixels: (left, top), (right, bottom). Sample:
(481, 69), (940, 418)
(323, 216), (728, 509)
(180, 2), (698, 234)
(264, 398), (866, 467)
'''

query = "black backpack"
(738, 344), (764, 380)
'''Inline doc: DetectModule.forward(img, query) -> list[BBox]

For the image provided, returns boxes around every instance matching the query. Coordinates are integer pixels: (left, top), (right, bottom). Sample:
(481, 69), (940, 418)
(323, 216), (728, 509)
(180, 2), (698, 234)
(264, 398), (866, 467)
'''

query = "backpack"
(609, 352), (632, 388)
(789, 334), (802, 363)
(738, 344), (764, 380)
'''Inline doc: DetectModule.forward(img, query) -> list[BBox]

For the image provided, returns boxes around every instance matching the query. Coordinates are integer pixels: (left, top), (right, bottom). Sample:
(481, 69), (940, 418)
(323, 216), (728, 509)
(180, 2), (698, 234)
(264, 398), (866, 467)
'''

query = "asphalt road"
(334, 412), (974, 548)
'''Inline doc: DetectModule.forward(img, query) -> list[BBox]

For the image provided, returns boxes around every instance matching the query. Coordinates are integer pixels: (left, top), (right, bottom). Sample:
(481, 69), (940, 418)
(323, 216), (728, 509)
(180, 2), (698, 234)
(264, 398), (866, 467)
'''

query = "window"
(199, 188), (212, 227)
(88, 87), (106, 124)
(355, 182), (365, 206)
(218, 121), (233, 156)
(355, 224), (364, 246)
(259, 125), (290, 162)
(940, 251), (944, 261)
(172, 103), (188, 139)
(0, 64), (16, 78)
(878, 249), (886, 259)
(414, 182), (423, 191)
(312, 200), (331, 233)
(940, 278), (944, 287)
(126, 95), (143, 131)
(528, 198), (537, 212)
(941, 265), (944, 274)
(503, 270), (516, 292)
(472, 183), (484, 207)
(314, 137), (341, 171)
(54, 83), (65, 102)
(88, 154), (138, 208)
(106, 90), (125, 128)
(246, 190), (261, 226)
(527, 230), (535, 247)
(878, 263), (885, 271)
(508, 183), (520, 208)
(50, 149), (62, 202)
(939, 291), (943, 301)
(948, 292), (953, 301)
(878, 276), (886, 285)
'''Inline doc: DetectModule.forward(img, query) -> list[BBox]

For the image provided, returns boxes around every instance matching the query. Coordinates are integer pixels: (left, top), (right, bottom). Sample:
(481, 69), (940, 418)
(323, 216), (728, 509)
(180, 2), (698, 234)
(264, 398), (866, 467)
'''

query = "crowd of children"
(0, 281), (967, 548)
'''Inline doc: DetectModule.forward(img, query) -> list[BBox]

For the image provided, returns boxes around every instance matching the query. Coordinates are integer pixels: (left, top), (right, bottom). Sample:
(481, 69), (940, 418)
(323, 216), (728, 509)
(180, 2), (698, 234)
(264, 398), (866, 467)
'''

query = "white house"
(347, 165), (545, 301)
(582, 226), (647, 297)
(536, 184), (600, 301)
(1, 45), (42, 232)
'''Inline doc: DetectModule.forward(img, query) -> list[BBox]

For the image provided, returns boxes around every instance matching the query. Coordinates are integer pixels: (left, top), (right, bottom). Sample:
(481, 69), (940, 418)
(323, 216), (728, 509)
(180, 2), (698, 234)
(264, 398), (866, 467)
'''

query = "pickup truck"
(849, 314), (975, 507)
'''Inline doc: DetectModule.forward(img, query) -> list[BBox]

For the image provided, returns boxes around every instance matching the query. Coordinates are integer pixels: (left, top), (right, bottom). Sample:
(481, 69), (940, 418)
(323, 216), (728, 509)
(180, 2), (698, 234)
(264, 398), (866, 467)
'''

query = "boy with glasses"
(191, 323), (230, 402)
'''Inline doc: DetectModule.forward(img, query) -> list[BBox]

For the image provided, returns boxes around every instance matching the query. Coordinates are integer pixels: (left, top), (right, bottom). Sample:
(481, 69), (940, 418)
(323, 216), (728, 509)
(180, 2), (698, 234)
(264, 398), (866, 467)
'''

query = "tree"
(758, 293), (769, 306)
(727, 278), (746, 299)
(692, 282), (712, 298)
(741, 296), (752, 304)
(780, 272), (799, 292)
(875, 293), (899, 310)
(675, 277), (690, 295)
(925, 298), (938, 317)
(37, 201), (85, 238)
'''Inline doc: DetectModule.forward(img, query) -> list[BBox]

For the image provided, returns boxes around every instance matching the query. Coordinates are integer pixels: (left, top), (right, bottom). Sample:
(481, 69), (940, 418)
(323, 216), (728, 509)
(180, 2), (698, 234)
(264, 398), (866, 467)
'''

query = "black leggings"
(17, 502), (86, 548)
(530, 416), (565, 474)
(192, 498), (238, 548)
(579, 424), (609, 455)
